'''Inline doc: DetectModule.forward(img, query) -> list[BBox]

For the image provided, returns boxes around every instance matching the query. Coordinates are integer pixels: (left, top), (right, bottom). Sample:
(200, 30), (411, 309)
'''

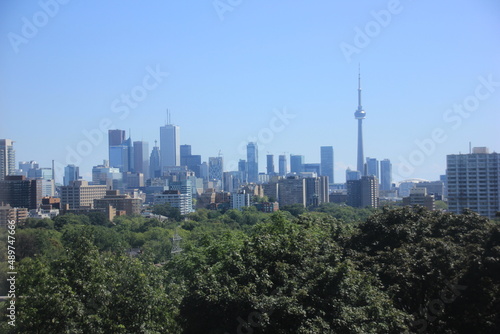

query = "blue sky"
(1, 0), (499, 183)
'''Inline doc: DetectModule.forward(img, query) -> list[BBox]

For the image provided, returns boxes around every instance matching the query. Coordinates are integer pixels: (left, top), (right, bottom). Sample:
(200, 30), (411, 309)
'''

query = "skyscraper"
(0, 139), (15, 181)
(108, 130), (133, 172)
(380, 159), (392, 191)
(347, 175), (379, 208)
(447, 147), (500, 219)
(279, 154), (287, 176)
(354, 69), (366, 175)
(108, 129), (126, 146)
(247, 142), (258, 183)
(180, 144), (192, 159)
(108, 129), (125, 168)
(290, 155), (304, 174)
(346, 168), (361, 181)
(238, 159), (247, 183)
(320, 146), (334, 185)
(209, 157), (224, 182)
(133, 141), (150, 179)
(365, 157), (379, 180)
(160, 124), (180, 168)
(149, 140), (161, 178)
(123, 136), (134, 172)
(63, 164), (80, 186)
(266, 154), (275, 175)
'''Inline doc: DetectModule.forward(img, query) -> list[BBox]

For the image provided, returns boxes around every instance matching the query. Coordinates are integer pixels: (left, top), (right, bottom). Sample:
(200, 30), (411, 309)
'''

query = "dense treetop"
(1, 204), (499, 333)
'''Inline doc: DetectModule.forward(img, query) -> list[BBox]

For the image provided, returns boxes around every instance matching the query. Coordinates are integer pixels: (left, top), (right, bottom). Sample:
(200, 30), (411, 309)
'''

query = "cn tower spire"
(357, 64), (362, 111)
(354, 65), (366, 175)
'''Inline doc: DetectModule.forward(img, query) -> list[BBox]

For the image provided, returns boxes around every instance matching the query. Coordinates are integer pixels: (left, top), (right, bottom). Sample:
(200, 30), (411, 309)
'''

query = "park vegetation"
(1, 203), (499, 333)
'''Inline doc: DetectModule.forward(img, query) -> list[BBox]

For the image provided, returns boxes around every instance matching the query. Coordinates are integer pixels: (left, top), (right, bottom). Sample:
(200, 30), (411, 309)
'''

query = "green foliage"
(312, 202), (377, 224)
(349, 206), (499, 333)
(15, 228), (63, 261)
(170, 212), (409, 333)
(54, 213), (91, 230)
(11, 205), (500, 333)
(280, 203), (307, 217)
(20, 217), (55, 229)
(435, 200), (448, 211)
(152, 203), (182, 221)
(16, 234), (178, 333)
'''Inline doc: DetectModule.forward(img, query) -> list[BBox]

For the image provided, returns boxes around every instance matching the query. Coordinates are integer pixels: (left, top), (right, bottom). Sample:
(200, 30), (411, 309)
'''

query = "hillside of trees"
(1, 204), (499, 333)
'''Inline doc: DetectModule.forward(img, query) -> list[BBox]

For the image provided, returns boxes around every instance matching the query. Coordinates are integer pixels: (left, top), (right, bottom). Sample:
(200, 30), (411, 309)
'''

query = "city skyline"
(1, 1), (499, 183)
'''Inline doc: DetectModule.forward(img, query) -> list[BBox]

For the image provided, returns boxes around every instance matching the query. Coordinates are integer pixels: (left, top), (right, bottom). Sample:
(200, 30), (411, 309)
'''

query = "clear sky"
(1, 0), (499, 184)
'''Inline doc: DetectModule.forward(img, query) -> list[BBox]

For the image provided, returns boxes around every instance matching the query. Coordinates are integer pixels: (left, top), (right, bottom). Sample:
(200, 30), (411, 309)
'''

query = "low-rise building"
(94, 189), (142, 216)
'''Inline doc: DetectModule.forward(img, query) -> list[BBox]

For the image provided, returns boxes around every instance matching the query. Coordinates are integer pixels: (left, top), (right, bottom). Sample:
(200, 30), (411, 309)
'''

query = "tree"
(280, 203), (307, 217)
(16, 233), (178, 333)
(170, 213), (409, 333)
(348, 206), (498, 333)
(152, 203), (182, 221)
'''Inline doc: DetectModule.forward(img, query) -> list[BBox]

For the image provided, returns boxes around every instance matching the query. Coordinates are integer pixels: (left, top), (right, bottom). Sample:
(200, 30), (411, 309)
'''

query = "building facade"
(266, 154), (275, 175)
(94, 190), (142, 216)
(402, 188), (435, 211)
(278, 176), (306, 207)
(160, 124), (180, 168)
(380, 159), (392, 191)
(247, 142), (259, 183)
(347, 175), (379, 208)
(64, 164), (80, 186)
(154, 190), (193, 215)
(278, 154), (287, 176)
(60, 180), (107, 209)
(134, 141), (150, 179)
(447, 147), (499, 219)
(320, 146), (334, 185)
(290, 155), (304, 174)
(0, 175), (42, 210)
(0, 139), (16, 181)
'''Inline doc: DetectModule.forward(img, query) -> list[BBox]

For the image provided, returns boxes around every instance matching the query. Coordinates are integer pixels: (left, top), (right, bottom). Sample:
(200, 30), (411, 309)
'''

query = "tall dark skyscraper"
(266, 154), (275, 175)
(279, 154), (287, 176)
(320, 146), (334, 185)
(247, 142), (258, 183)
(149, 140), (161, 178)
(354, 69), (366, 175)
(108, 129), (126, 146)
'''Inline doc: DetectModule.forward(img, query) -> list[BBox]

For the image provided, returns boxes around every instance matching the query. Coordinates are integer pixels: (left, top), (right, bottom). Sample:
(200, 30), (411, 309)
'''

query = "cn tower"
(354, 67), (366, 175)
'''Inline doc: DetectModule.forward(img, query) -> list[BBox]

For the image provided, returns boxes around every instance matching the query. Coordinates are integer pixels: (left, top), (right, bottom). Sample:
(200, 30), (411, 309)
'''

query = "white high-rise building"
(447, 147), (500, 219)
(0, 139), (15, 181)
(160, 124), (180, 169)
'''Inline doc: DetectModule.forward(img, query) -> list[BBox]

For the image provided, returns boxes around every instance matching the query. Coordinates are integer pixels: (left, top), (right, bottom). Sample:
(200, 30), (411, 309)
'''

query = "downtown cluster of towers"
(104, 70), (393, 189)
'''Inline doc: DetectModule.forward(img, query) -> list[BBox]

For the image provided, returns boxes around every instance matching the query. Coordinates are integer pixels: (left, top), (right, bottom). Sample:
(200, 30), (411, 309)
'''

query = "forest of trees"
(1, 203), (499, 333)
